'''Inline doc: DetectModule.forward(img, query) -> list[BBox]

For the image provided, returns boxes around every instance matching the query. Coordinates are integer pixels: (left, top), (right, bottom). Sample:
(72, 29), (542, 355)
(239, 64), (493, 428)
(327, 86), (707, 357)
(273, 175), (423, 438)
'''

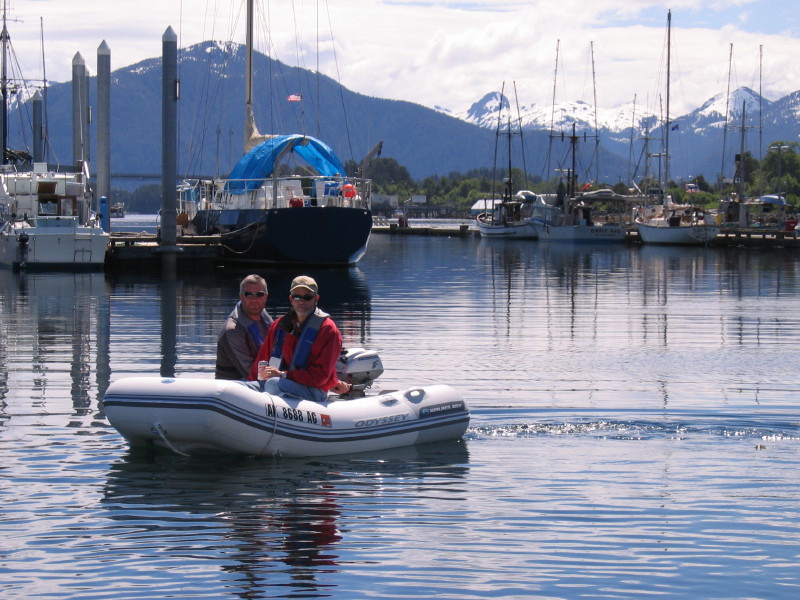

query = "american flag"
(287, 94), (302, 102)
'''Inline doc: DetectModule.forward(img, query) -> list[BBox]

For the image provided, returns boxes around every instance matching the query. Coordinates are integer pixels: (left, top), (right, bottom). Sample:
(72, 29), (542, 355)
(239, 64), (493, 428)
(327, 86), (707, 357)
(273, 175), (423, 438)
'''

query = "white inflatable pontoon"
(103, 349), (470, 458)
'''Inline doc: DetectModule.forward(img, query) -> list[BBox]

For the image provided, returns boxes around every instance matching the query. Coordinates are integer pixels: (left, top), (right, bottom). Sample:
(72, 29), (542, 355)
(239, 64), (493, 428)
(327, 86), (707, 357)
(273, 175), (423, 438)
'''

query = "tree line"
(112, 142), (800, 215)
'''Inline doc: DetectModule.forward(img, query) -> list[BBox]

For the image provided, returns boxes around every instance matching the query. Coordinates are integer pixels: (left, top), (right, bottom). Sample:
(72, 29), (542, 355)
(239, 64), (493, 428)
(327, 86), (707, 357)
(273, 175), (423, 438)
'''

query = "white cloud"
(6, 0), (800, 115)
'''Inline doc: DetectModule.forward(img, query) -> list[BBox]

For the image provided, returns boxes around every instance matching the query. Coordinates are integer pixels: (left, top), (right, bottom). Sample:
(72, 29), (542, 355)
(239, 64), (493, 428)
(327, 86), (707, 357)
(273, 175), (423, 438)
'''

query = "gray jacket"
(215, 302), (273, 379)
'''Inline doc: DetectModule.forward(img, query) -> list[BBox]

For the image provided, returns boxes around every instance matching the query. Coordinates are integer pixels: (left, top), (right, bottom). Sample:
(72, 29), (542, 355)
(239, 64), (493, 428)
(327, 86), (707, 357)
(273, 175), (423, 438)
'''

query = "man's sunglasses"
(291, 293), (316, 301)
(242, 291), (266, 298)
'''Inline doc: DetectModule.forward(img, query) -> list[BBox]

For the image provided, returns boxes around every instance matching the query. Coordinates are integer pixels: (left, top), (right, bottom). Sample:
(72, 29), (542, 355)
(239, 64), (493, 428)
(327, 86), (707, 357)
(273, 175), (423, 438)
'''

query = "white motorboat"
(0, 164), (109, 270)
(103, 348), (470, 458)
(0, 6), (108, 271)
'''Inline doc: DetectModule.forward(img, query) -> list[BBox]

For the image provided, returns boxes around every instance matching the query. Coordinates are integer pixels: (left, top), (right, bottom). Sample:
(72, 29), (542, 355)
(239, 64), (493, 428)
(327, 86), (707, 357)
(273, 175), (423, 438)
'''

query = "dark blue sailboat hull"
(192, 206), (372, 265)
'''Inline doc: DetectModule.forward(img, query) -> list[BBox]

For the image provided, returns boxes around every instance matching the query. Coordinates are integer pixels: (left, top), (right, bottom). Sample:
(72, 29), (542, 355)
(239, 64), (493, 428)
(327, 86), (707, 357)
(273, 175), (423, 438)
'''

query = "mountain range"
(7, 41), (799, 189)
(443, 85), (800, 186)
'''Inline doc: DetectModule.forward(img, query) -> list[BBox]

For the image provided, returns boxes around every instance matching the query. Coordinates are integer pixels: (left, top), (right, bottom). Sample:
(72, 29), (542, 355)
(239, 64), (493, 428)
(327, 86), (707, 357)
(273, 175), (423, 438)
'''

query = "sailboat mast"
(758, 44), (763, 162)
(513, 81), (527, 181)
(664, 9), (671, 191)
(591, 40), (599, 184)
(720, 43), (733, 192)
(490, 82), (505, 200)
(570, 123), (577, 197)
(737, 101), (747, 200)
(545, 40), (559, 188)
(506, 112), (512, 200)
(39, 16), (48, 163)
(1, 2), (8, 164)
(243, 0), (258, 152)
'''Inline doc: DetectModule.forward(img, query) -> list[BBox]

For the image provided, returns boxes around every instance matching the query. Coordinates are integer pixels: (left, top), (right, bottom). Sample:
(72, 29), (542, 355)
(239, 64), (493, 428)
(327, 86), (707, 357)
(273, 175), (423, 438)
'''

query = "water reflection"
(101, 440), (469, 597)
(0, 270), (110, 423)
(4, 239), (800, 429)
(5, 236), (800, 599)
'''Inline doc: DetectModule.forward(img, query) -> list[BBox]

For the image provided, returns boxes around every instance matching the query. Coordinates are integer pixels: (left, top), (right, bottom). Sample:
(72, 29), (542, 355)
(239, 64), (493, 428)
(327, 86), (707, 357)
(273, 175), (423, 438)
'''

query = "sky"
(6, 0), (800, 116)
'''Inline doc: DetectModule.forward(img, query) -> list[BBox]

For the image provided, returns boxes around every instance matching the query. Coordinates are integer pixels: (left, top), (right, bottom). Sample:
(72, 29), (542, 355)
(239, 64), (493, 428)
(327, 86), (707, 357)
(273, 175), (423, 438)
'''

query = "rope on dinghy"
(256, 394), (279, 456)
(151, 423), (191, 457)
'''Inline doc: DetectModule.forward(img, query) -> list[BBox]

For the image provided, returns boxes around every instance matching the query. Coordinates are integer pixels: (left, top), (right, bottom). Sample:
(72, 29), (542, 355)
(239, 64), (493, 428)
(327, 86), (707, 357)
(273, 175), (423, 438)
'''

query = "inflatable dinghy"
(103, 348), (470, 458)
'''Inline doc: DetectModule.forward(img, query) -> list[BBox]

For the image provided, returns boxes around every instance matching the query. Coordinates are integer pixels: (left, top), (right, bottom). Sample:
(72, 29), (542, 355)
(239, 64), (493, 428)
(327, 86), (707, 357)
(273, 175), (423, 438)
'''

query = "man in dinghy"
(248, 275), (352, 401)
(215, 274), (273, 380)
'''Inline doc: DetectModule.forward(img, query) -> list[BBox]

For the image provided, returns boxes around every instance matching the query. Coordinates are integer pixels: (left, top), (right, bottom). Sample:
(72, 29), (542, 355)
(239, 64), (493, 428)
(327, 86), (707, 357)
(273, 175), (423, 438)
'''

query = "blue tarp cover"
(226, 134), (345, 193)
(758, 194), (787, 206)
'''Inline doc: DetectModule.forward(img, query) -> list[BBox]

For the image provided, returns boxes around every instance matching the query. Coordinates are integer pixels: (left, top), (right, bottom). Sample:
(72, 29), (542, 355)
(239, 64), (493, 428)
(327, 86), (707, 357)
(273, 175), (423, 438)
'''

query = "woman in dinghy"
(247, 275), (352, 401)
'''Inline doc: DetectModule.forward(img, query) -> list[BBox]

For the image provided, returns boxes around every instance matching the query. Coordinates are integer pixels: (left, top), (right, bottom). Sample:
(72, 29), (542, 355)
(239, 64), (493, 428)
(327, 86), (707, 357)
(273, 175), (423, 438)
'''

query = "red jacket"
(248, 310), (342, 392)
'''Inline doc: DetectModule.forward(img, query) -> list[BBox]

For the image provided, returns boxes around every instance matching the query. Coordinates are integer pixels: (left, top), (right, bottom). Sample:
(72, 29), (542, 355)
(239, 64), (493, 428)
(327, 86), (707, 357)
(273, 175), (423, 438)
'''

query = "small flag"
(287, 94), (302, 102)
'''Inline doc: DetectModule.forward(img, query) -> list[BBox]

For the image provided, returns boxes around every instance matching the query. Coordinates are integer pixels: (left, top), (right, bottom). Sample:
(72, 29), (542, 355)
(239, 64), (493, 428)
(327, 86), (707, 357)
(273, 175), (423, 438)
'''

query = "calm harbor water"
(2, 220), (800, 599)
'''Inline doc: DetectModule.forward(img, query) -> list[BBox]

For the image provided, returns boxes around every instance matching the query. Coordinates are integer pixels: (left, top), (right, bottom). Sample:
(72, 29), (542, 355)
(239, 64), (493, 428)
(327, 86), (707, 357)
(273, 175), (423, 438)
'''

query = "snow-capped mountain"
(673, 87), (767, 134)
(694, 87), (765, 119)
(443, 85), (798, 183)
(447, 87), (769, 136)
(450, 91), (654, 132)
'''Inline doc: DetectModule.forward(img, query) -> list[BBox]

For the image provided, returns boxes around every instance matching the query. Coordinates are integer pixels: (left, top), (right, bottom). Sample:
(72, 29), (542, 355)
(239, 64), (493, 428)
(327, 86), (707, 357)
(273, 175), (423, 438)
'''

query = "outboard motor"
(335, 347), (384, 396)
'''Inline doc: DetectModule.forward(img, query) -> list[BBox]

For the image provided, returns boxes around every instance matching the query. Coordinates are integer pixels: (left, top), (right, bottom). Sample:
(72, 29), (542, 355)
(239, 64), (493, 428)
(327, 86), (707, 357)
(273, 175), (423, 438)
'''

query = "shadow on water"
(100, 439), (469, 597)
(106, 265), (371, 310)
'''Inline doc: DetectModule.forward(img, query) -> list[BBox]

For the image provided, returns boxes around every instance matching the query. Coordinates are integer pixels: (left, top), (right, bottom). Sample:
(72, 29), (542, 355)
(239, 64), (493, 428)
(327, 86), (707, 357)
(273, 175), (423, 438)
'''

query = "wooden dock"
(370, 223), (476, 237)
(626, 226), (800, 248)
(713, 227), (800, 248)
(104, 224), (800, 270)
(105, 233), (221, 270)
(373, 223), (800, 247)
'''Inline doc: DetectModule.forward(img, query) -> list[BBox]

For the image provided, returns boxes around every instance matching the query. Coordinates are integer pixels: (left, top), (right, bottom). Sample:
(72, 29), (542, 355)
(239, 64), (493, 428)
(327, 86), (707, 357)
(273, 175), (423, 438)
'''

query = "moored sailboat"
(177, 0), (374, 266)
(635, 202), (720, 244)
(475, 83), (538, 239)
(531, 123), (627, 243)
(475, 189), (538, 239)
(531, 186), (627, 243)
(634, 10), (720, 246)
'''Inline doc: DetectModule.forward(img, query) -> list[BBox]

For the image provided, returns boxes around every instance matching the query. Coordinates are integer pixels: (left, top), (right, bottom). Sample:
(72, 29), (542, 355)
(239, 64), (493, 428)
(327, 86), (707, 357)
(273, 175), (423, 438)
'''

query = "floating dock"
(105, 224), (800, 270)
(105, 223), (476, 268)
(106, 233), (221, 270)
(626, 226), (800, 248)
(370, 223), (474, 237)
